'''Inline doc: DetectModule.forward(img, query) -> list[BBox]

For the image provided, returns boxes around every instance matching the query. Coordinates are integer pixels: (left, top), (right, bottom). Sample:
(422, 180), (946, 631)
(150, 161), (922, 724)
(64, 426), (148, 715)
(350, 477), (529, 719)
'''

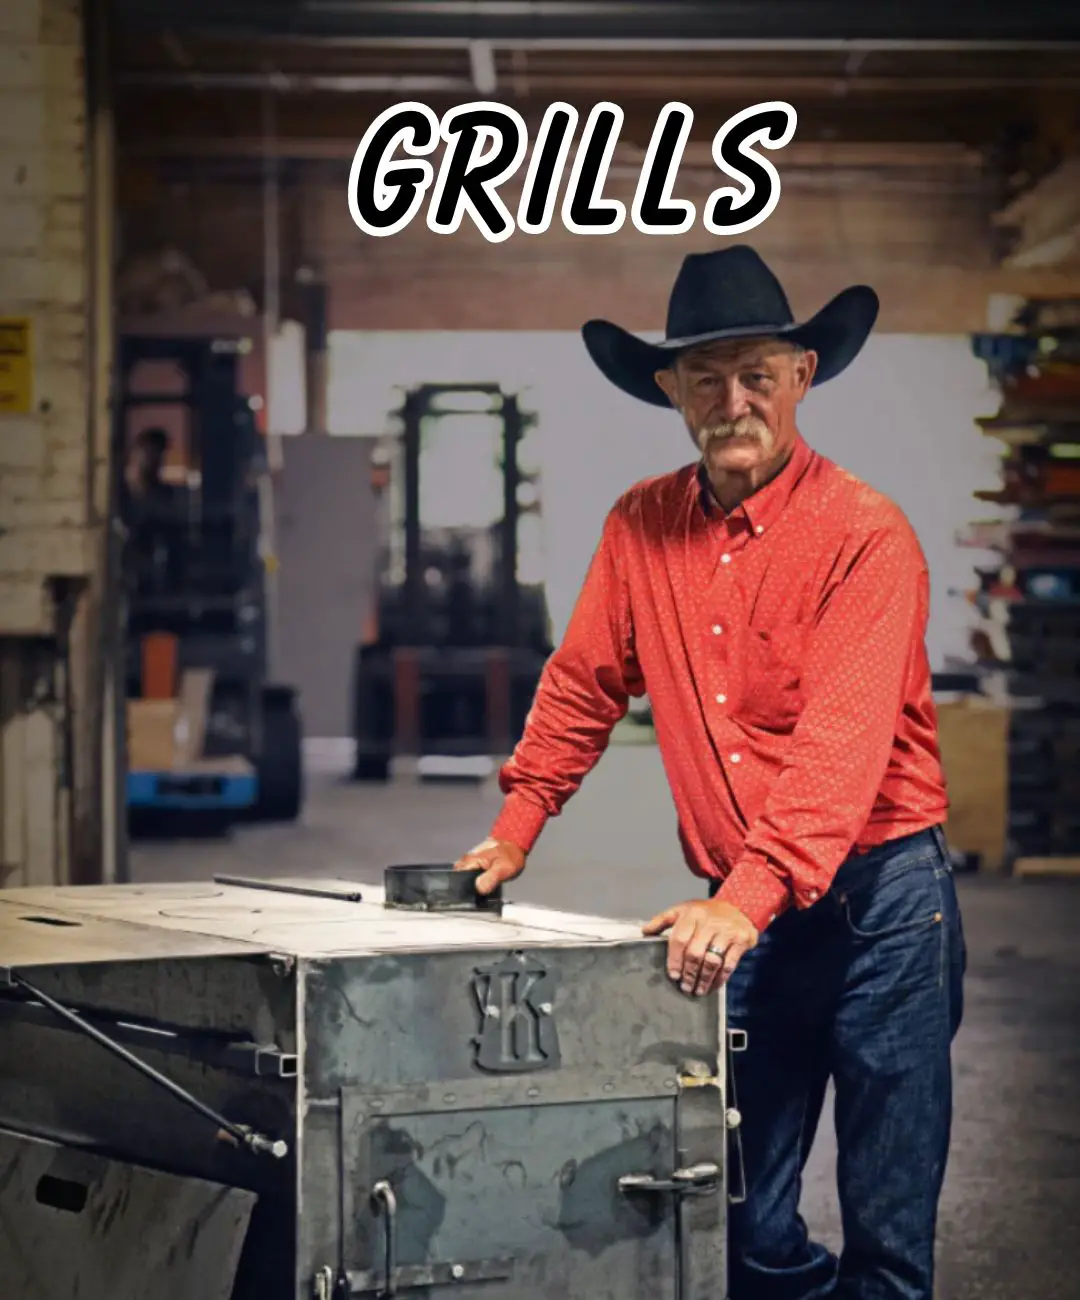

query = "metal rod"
(263, 84), (280, 348)
(117, 36), (1080, 57)
(425, 38), (1080, 52)
(118, 67), (1080, 92)
(372, 1181), (399, 1296)
(260, 80), (283, 673)
(402, 390), (423, 634)
(337, 1085), (348, 1292)
(86, 0), (124, 888)
(213, 873), (365, 902)
(500, 394), (521, 646)
(8, 972), (287, 1159)
(121, 72), (474, 91)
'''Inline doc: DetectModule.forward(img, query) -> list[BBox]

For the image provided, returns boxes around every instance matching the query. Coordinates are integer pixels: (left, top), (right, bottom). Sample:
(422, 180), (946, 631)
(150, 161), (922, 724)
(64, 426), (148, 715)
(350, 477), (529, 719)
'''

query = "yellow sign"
(0, 317), (32, 414)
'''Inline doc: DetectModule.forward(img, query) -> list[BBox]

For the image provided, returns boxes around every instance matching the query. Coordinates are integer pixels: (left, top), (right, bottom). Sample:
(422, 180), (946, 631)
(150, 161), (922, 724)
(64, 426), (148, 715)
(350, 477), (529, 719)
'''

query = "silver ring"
(706, 945), (726, 957)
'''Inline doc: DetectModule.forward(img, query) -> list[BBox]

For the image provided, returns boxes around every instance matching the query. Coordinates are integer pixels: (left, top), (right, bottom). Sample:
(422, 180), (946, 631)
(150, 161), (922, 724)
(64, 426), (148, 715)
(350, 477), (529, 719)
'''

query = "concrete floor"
(133, 746), (1080, 1300)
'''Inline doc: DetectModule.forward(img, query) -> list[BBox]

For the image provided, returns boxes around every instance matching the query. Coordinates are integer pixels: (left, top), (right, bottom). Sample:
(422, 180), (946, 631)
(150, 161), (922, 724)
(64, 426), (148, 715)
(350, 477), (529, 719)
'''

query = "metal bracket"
(225, 1042), (299, 1078)
(345, 1258), (514, 1289)
(678, 1058), (719, 1089)
(726, 1027), (748, 1204)
(343, 1178), (514, 1295)
(345, 1259), (515, 1296)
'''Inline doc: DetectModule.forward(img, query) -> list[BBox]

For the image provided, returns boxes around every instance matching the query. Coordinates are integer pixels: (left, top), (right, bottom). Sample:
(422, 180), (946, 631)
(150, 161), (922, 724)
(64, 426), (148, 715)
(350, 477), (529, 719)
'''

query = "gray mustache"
(700, 420), (766, 441)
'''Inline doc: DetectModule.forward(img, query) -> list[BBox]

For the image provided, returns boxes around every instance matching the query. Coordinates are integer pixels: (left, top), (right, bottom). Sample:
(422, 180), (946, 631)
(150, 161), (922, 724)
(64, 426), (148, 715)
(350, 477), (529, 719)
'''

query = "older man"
(455, 246), (966, 1300)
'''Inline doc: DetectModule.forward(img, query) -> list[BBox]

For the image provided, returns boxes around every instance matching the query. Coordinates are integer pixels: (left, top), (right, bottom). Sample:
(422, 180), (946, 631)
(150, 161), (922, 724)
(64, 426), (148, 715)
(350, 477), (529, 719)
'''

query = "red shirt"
(490, 435), (949, 934)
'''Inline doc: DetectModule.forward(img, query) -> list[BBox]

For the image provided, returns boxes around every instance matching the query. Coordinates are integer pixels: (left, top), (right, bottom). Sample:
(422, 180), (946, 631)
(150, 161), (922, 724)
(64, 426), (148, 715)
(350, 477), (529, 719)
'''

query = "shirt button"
(715, 693), (727, 704)
(755, 525), (764, 535)
(721, 553), (732, 565)
(712, 624), (723, 635)
(730, 753), (741, 763)
(808, 889), (818, 900)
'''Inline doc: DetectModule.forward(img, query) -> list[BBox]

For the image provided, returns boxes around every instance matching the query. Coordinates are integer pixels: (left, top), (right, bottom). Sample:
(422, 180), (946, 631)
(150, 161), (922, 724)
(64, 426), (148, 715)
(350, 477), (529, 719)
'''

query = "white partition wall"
(326, 330), (996, 673)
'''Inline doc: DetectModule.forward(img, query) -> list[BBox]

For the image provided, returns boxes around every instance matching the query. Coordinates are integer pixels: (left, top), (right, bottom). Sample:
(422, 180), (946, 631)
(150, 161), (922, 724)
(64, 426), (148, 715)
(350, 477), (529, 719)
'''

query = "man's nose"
(713, 381), (749, 421)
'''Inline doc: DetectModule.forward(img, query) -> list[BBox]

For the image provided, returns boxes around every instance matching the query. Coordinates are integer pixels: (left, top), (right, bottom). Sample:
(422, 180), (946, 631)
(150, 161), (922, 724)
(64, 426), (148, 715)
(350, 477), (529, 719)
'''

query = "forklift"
(351, 383), (553, 780)
(118, 333), (304, 823)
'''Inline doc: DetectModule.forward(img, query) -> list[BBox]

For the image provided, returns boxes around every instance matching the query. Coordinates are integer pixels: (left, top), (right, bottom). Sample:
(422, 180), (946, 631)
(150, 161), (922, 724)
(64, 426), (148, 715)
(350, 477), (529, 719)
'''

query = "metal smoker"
(0, 866), (744, 1300)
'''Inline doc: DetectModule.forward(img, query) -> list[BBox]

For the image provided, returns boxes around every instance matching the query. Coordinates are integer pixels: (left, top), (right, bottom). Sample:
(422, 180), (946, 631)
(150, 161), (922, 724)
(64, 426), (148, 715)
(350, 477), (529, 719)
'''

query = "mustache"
(697, 416), (769, 444)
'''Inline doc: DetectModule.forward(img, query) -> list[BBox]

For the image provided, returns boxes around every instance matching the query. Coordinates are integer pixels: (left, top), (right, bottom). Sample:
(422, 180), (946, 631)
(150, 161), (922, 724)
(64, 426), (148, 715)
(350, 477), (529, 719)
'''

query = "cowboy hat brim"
(581, 284), (880, 408)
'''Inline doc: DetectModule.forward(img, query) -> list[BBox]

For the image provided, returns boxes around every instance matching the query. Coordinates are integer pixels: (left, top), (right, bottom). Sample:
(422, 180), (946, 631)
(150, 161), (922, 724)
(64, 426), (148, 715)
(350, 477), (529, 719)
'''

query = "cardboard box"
(174, 669), (214, 767)
(127, 699), (181, 771)
(126, 668), (217, 772)
(936, 696), (1009, 873)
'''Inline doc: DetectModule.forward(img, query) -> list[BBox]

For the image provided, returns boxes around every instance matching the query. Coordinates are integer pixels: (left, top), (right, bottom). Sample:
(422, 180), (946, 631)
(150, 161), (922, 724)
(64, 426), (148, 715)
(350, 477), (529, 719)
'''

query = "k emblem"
(471, 951), (561, 1073)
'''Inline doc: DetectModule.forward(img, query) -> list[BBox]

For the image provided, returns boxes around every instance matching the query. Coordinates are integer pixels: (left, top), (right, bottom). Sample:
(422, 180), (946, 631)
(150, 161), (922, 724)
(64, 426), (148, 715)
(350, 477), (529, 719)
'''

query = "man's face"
(654, 337), (817, 477)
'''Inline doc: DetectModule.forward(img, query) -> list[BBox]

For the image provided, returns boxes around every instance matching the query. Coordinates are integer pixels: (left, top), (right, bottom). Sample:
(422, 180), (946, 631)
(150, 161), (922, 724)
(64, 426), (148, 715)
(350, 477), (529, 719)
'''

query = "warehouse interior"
(3, 0), (1080, 1296)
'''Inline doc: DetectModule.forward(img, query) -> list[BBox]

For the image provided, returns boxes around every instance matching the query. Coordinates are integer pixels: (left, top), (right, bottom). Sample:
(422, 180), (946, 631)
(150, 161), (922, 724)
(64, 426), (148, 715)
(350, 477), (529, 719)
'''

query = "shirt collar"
(695, 435), (813, 534)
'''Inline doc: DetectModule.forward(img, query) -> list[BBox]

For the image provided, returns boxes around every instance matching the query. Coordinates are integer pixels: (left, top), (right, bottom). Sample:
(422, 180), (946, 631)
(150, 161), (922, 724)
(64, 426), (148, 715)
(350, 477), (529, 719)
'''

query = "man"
(455, 246), (966, 1300)
(121, 426), (176, 517)
(120, 426), (183, 591)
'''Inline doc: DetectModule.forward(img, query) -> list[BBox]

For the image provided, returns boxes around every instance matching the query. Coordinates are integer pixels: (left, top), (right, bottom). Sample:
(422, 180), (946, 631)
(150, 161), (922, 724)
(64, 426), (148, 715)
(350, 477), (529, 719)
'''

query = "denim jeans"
(712, 825), (967, 1300)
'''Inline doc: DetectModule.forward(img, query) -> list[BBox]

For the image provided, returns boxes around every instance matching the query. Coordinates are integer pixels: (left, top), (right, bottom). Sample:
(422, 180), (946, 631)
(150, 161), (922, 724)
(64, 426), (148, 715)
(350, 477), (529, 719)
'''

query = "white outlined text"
(347, 101), (797, 243)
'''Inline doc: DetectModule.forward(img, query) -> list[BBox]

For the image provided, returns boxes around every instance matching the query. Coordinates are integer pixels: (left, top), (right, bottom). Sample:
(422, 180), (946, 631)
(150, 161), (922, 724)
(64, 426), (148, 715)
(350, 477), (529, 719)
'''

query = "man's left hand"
(642, 899), (759, 996)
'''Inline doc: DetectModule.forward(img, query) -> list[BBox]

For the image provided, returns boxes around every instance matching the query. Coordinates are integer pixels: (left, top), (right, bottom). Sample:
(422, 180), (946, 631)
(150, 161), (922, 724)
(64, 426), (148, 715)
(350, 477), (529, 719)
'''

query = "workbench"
(0, 872), (740, 1300)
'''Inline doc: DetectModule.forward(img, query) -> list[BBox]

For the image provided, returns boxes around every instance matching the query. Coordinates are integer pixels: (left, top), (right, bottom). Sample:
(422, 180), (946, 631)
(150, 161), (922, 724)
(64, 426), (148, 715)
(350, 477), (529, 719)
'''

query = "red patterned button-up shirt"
(490, 435), (949, 934)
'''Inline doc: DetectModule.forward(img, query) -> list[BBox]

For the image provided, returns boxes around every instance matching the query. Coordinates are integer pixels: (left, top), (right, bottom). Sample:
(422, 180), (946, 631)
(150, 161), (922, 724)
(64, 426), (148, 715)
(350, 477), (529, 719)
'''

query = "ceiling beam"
(108, 0), (1080, 46)
(117, 70), (1080, 94)
(121, 135), (983, 168)
(114, 85), (1040, 150)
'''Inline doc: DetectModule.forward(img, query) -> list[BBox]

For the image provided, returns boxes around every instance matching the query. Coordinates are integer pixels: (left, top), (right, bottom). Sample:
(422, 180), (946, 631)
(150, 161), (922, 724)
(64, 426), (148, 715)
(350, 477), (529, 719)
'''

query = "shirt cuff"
(490, 792), (550, 855)
(714, 855), (792, 935)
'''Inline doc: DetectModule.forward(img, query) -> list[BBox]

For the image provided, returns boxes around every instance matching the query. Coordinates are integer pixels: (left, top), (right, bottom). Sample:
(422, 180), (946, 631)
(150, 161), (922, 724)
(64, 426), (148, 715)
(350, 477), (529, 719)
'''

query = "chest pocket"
(741, 621), (808, 728)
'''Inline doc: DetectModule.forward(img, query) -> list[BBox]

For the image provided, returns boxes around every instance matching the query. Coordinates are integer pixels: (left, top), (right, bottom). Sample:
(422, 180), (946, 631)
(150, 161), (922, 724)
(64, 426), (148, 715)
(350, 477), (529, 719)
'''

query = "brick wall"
(0, 0), (90, 637)
(120, 162), (1080, 338)
(0, 0), (98, 889)
(318, 166), (1080, 332)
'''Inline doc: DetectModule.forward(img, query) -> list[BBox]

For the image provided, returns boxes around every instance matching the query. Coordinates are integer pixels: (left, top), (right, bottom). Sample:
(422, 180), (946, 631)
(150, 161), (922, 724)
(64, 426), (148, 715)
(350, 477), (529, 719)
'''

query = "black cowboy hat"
(582, 245), (879, 408)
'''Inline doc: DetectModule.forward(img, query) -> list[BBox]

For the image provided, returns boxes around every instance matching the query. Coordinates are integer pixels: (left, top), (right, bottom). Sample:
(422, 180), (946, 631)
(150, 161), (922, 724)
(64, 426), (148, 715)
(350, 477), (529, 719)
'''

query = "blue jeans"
(713, 825), (966, 1300)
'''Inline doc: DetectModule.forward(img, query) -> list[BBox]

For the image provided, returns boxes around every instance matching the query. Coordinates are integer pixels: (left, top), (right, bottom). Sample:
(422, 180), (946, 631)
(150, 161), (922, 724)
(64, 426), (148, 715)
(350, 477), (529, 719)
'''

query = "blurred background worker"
(120, 425), (185, 595)
(123, 426), (173, 510)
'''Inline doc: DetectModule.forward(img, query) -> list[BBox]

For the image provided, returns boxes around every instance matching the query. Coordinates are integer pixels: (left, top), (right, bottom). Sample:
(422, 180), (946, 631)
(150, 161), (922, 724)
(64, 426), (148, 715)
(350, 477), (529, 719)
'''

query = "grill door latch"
(617, 1160), (720, 1199)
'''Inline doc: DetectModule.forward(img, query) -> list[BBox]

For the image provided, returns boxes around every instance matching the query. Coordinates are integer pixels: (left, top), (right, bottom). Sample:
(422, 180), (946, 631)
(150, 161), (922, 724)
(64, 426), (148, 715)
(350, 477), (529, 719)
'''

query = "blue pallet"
(127, 769), (258, 810)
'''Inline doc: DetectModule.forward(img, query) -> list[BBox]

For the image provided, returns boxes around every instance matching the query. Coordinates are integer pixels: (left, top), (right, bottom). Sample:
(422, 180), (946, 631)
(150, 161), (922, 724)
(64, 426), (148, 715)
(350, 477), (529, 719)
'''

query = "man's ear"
(794, 349), (818, 397)
(654, 367), (679, 405)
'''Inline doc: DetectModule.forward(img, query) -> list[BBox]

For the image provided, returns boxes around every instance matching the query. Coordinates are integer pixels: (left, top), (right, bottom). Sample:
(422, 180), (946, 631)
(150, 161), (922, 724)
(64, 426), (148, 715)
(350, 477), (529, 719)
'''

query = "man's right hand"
(453, 838), (527, 896)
